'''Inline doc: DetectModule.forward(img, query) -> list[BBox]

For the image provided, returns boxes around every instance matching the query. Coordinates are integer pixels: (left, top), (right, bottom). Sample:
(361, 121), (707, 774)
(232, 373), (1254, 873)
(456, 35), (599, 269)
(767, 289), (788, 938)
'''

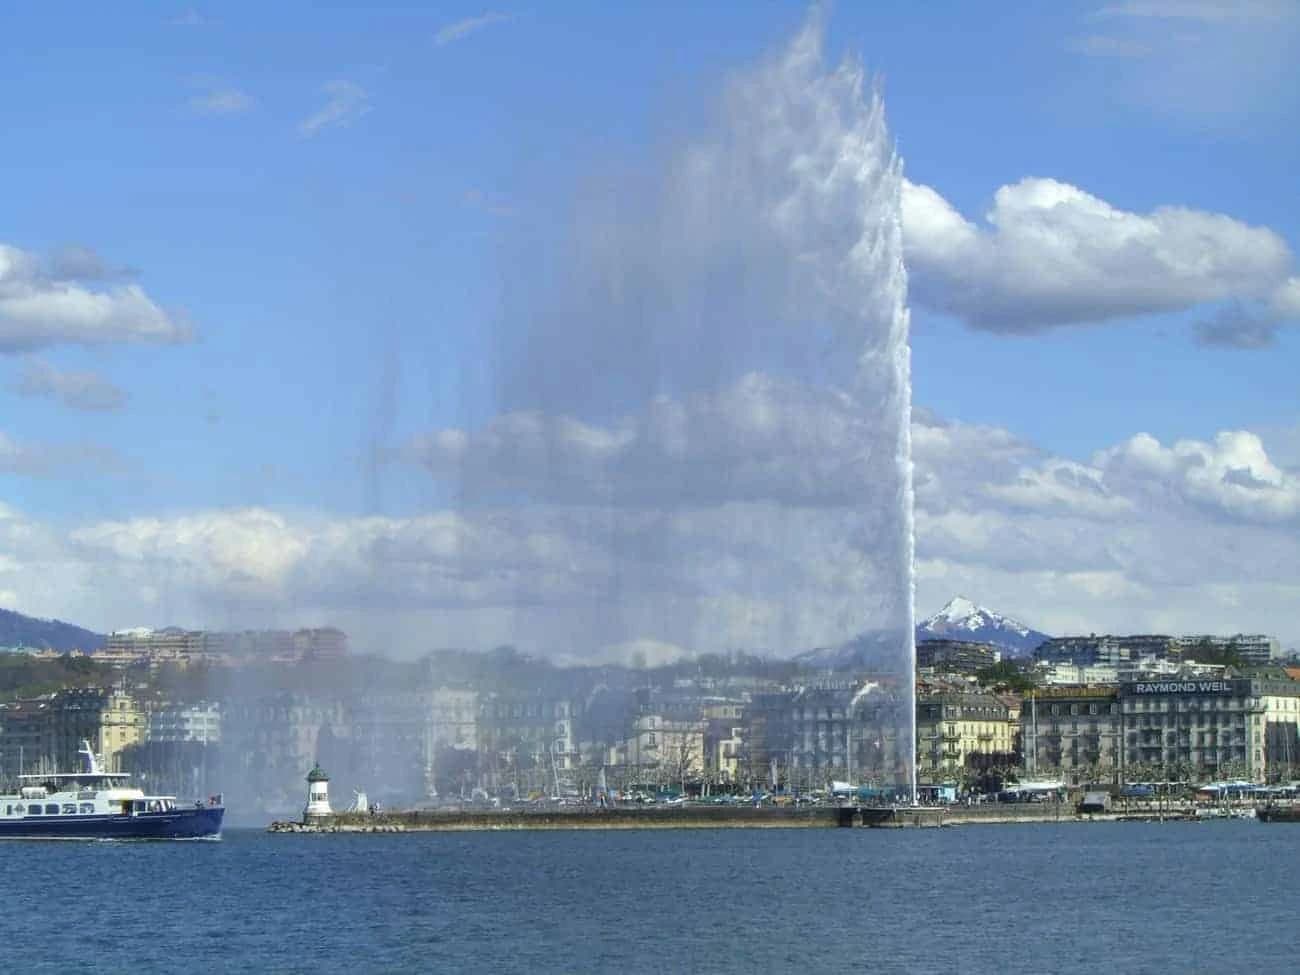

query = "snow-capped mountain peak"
(916, 597), (1049, 657)
(932, 595), (982, 625)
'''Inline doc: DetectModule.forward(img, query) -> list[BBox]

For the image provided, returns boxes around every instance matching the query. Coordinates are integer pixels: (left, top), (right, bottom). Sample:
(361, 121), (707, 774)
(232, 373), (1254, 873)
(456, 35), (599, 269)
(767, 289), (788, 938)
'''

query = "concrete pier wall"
(268, 802), (1210, 833)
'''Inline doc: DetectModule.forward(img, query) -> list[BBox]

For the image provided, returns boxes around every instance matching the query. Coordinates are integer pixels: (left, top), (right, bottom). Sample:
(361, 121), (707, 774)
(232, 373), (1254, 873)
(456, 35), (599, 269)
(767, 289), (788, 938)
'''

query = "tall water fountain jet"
(421, 10), (916, 794)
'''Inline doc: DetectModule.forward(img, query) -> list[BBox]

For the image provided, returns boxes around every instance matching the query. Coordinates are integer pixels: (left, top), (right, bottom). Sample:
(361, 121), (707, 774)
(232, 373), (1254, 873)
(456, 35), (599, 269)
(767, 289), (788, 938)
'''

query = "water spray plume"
(472, 8), (919, 794)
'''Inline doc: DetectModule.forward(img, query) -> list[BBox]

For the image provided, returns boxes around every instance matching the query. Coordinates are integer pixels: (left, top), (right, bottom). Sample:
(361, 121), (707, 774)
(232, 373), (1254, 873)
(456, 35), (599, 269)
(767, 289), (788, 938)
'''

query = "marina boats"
(0, 741), (223, 840)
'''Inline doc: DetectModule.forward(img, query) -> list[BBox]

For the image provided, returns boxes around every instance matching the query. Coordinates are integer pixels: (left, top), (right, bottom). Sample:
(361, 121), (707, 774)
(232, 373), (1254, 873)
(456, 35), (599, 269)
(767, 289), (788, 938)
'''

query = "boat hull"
(0, 806), (223, 840)
(1256, 805), (1300, 823)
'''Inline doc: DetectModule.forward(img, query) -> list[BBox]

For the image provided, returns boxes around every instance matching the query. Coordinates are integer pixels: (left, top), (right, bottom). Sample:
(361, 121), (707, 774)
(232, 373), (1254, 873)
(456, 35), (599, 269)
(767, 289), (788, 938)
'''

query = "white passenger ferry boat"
(0, 741), (223, 840)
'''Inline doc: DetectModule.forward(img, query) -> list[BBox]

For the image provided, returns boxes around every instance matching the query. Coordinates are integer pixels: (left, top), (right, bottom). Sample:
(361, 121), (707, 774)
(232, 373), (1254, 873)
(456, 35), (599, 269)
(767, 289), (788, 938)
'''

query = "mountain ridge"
(0, 608), (106, 652)
(915, 596), (1049, 657)
(797, 596), (1050, 670)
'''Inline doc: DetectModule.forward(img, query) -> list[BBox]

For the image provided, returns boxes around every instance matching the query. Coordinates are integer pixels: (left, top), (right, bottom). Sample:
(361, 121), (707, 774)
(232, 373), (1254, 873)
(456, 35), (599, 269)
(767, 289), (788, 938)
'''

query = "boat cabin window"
(62, 804), (77, 814)
(27, 804), (41, 815)
(44, 803), (59, 815)
(79, 803), (94, 814)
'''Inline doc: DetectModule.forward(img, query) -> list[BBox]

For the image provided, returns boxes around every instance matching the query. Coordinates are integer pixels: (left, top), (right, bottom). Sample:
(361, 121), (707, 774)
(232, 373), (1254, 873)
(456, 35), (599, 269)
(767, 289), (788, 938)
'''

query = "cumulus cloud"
(399, 373), (888, 509)
(984, 458), (1135, 518)
(1272, 277), (1300, 317)
(1097, 429), (1300, 522)
(0, 243), (189, 353)
(0, 410), (1297, 652)
(901, 176), (1297, 337)
(435, 11), (512, 46)
(910, 414), (1300, 641)
(298, 81), (369, 137)
(13, 359), (128, 411)
(44, 245), (125, 281)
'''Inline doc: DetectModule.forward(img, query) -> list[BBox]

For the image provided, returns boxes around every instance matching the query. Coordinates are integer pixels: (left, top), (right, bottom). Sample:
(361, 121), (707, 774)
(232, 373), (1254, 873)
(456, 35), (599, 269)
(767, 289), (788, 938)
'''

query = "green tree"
(974, 660), (1036, 694)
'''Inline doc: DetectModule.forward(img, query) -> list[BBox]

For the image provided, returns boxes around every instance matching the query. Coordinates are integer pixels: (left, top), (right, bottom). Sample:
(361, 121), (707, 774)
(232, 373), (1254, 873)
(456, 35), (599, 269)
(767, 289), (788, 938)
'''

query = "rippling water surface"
(4, 823), (1291, 973)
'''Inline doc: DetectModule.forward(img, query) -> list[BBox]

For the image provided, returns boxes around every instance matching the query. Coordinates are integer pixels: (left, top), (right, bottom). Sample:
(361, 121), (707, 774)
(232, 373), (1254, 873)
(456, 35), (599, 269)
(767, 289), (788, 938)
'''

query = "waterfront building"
(782, 679), (910, 788)
(292, 627), (349, 661)
(49, 687), (144, 773)
(607, 713), (705, 789)
(1035, 634), (1281, 673)
(705, 723), (745, 785)
(1117, 676), (1300, 783)
(424, 686), (478, 751)
(0, 697), (51, 780)
(916, 692), (1014, 782)
(348, 689), (427, 800)
(1035, 635), (1178, 670)
(917, 639), (1000, 674)
(100, 626), (350, 667)
(701, 699), (746, 722)
(478, 693), (579, 794)
(1022, 686), (1120, 783)
(0, 687), (143, 775)
(100, 627), (203, 666)
(1040, 662), (1120, 686)
(121, 702), (222, 799)
(741, 691), (793, 787)
(147, 701), (222, 744)
(1172, 635), (1281, 667)
(416, 687), (480, 798)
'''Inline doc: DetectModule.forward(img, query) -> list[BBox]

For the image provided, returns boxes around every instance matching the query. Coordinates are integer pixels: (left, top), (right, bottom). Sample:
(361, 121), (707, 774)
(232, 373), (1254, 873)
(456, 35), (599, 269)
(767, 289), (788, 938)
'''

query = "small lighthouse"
(304, 763), (332, 822)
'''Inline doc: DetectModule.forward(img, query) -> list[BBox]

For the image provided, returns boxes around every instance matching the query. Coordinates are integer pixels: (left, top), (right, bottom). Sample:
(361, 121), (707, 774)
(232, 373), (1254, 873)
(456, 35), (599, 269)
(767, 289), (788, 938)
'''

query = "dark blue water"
(2, 822), (1291, 973)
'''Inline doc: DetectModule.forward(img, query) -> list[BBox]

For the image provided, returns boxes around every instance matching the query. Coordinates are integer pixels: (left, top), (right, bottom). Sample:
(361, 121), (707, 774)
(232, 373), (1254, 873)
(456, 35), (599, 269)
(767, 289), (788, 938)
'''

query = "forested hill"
(0, 609), (106, 652)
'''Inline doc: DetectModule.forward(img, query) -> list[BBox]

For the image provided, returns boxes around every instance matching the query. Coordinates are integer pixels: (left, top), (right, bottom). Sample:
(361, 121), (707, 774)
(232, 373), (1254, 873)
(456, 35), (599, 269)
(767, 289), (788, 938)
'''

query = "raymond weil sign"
(1131, 680), (1236, 696)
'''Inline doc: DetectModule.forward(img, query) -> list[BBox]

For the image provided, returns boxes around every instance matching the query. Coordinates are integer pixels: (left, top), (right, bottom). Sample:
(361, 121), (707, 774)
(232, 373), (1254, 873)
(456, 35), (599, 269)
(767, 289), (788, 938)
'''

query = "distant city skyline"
(1, 2), (1297, 652)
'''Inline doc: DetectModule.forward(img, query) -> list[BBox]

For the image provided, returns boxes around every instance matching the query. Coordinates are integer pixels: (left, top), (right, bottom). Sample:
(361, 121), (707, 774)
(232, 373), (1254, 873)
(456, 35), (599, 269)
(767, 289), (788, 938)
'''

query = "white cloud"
(984, 458), (1134, 518)
(399, 373), (888, 508)
(1261, 422), (1300, 472)
(435, 11), (512, 46)
(13, 359), (128, 411)
(1272, 276), (1300, 317)
(901, 177), (1298, 340)
(1098, 430), (1300, 522)
(910, 415), (1300, 643)
(71, 509), (309, 598)
(189, 86), (253, 116)
(0, 243), (189, 353)
(1, 410), (1297, 653)
(298, 81), (369, 137)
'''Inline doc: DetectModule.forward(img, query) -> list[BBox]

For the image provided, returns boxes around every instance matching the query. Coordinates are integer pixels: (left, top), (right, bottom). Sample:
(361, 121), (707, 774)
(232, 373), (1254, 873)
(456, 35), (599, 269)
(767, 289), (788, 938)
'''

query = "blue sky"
(1, 2), (1297, 652)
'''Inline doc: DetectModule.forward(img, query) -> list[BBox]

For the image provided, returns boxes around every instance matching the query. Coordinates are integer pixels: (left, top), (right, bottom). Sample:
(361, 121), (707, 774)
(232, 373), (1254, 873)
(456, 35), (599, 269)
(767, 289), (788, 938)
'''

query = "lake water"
(4, 822), (1292, 973)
